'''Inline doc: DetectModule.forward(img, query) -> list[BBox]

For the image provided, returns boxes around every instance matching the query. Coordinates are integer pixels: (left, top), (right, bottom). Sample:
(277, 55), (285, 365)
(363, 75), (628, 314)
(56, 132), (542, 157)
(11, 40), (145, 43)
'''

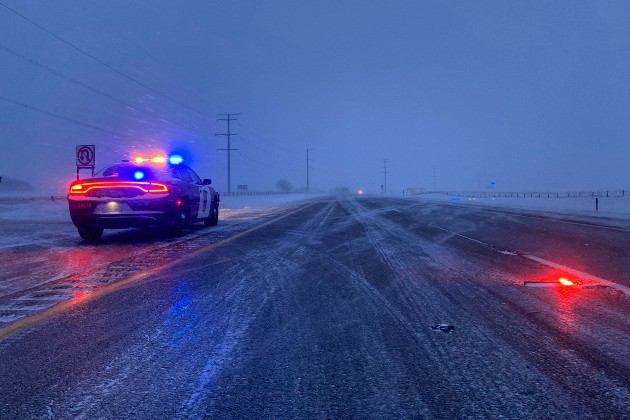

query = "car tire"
(171, 206), (186, 235)
(204, 204), (219, 226)
(77, 226), (103, 241)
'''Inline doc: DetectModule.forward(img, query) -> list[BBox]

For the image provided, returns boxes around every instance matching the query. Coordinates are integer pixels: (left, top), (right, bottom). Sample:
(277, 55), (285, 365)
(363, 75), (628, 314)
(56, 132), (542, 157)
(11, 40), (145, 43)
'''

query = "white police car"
(68, 155), (219, 241)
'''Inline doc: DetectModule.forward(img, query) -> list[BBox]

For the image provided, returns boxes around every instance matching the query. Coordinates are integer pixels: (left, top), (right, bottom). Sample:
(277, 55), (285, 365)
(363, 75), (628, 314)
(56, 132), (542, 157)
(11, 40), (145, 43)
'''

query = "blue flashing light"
(134, 171), (145, 180)
(168, 154), (184, 165)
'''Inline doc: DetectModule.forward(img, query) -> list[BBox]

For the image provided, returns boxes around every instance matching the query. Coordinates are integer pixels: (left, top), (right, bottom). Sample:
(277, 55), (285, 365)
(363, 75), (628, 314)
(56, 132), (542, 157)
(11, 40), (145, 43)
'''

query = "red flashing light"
(176, 199), (182, 206)
(558, 278), (574, 286)
(69, 181), (169, 194)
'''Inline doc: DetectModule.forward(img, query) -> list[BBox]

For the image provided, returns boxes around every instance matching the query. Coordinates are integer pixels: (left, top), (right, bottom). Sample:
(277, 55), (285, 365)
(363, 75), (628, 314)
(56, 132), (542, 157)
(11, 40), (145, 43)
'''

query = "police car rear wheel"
(77, 226), (103, 241)
(171, 209), (185, 234)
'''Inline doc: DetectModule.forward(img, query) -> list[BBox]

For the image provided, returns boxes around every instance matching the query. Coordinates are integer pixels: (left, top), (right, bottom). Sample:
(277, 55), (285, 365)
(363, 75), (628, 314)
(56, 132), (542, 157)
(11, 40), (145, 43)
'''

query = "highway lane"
(0, 197), (628, 418)
(0, 201), (305, 300)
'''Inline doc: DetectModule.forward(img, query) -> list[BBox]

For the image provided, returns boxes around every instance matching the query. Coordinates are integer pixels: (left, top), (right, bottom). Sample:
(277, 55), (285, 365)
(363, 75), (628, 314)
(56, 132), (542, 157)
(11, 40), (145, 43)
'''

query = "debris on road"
(430, 323), (455, 333)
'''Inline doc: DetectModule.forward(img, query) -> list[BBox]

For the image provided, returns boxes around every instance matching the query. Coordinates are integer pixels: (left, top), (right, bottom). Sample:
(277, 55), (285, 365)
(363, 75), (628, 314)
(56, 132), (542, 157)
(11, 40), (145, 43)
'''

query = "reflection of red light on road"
(559, 278), (574, 286)
(71, 291), (90, 304)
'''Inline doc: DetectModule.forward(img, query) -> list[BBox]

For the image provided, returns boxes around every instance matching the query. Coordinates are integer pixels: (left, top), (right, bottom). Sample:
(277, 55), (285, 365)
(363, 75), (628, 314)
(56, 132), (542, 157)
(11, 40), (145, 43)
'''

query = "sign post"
(76, 145), (96, 180)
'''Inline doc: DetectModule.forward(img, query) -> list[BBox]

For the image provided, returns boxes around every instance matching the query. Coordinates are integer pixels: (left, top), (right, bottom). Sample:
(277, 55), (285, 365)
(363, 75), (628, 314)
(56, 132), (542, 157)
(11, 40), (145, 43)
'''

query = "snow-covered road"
(0, 194), (313, 300)
(0, 196), (629, 418)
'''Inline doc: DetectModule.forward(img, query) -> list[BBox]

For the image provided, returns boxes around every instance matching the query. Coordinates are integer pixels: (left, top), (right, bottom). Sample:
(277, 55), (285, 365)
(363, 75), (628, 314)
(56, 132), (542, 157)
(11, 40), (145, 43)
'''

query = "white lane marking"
(435, 225), (630, 296)
(523, 255), (630, 296)
(498, 250), (518, 255)
(434, 226), (516, 254)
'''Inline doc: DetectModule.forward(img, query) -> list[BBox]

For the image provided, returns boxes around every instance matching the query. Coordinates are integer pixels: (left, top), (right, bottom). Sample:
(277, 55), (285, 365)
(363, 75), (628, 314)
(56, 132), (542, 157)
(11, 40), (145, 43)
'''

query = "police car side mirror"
(202, 179), (212, 185)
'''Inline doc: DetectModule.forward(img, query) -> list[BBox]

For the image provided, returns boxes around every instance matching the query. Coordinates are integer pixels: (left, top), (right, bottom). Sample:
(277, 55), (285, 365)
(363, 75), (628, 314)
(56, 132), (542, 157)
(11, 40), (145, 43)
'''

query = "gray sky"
(1, 0), (629, 194)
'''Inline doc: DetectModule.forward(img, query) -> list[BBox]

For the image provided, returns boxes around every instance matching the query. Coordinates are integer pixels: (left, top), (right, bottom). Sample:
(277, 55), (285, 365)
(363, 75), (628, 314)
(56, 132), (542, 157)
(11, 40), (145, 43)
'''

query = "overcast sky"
(1, 0), (629, 194)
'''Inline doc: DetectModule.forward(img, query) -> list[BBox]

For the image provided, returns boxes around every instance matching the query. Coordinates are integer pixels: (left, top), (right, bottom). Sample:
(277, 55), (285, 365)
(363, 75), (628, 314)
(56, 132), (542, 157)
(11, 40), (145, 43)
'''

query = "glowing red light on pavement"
(559, 278), (574, 286)
(176, 200), (182, 206)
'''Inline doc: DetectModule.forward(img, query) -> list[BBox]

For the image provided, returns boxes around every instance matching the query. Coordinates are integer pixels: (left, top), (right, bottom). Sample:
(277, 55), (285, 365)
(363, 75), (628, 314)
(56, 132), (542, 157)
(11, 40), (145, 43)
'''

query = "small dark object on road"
(430, 323), (455, 333)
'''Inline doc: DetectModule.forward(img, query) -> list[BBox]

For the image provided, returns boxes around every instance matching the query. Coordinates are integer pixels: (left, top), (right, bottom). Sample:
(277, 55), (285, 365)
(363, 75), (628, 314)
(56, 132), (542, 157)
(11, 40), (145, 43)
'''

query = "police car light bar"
(134, 156), (166, 164)
(132, 155), (183, 165)
(168, 154), (183, 165)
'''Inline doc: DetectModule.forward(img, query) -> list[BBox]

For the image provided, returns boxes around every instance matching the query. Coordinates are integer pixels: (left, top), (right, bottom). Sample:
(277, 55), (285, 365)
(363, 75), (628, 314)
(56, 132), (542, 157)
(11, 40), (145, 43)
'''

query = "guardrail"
(218, 191), (296, 197)
(419, 190), (629, 199)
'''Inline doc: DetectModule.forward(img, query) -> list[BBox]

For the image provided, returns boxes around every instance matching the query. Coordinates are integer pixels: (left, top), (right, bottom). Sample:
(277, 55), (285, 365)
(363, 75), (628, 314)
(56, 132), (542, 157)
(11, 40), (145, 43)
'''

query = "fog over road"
(1, 197), (629, 418)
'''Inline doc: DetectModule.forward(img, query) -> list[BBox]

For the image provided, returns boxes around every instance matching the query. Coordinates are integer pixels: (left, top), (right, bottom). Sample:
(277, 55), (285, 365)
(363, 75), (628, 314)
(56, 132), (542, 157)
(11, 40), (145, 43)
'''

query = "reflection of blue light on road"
(165, 282), (195, 348)
(451, 197), (461, 201)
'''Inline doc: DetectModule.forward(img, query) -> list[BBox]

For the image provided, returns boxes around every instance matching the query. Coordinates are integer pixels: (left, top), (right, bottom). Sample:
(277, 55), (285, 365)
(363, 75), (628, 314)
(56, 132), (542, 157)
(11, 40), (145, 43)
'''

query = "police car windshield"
(96, 164), (172, 181)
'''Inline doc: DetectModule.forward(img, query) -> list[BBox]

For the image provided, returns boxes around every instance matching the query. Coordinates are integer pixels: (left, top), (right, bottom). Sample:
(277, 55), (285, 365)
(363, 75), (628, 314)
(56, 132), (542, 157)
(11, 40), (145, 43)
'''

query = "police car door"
(187, 168), (212, 219)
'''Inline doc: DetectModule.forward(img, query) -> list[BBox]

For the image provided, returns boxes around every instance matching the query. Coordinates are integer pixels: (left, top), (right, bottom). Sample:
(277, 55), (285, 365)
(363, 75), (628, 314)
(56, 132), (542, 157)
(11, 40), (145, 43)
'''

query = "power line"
(237, 123), (297, 156)
(0, 1), (212, 119)
(306, 148), (311, 193)
(0, 94), (128, 137)
(383, 159), (388, 195)
(0, 42), (206, 136)
(216, 113), (241, 193)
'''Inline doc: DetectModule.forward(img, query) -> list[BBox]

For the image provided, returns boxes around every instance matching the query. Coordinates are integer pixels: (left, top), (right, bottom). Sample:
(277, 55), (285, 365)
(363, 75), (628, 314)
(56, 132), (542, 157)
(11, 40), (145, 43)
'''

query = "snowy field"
(413, 193), (630, 222)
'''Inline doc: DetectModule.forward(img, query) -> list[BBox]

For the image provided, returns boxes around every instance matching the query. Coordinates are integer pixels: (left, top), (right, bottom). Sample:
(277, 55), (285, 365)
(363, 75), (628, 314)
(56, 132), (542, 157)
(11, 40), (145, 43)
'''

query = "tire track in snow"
(349, 198), (630, 416)
(338, 198), (605, 417)
(56, 203), (329, 418)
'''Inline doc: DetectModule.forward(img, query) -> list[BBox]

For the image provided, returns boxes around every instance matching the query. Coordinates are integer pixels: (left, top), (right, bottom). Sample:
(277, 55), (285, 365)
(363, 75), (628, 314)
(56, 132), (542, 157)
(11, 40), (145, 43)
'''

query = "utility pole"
(216, 113), (241, 194)
(306, 148), (311, 193)
(383, 159), (388, 195)
(433, 166), (436, 191)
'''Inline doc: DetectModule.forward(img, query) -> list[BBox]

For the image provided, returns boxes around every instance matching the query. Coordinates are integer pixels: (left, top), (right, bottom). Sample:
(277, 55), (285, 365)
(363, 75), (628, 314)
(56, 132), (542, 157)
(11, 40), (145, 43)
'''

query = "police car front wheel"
(204, 205), (219, 226)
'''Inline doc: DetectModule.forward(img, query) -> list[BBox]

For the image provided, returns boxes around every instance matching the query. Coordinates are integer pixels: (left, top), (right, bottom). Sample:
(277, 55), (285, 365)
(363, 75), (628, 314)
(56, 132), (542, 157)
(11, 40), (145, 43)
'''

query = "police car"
(68, 155), (219, 241)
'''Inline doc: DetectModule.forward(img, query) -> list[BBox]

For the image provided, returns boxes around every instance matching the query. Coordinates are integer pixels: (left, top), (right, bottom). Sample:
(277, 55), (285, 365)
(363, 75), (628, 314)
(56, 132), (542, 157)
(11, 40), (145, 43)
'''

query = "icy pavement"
(2, 197), (628, 418)
(0, 194), (319, 299)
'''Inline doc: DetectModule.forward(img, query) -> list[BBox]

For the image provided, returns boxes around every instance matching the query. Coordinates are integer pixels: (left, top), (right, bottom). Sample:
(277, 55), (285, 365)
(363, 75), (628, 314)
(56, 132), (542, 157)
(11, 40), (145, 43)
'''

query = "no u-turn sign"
(76, 145), (95, 167)
(76, 145), (96, 180)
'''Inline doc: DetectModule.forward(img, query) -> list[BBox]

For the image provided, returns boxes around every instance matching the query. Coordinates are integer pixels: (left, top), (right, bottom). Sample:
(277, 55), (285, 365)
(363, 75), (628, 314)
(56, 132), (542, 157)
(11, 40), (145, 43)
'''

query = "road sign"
(76, 145), (95, 167)
(76, 145), (95, 180)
